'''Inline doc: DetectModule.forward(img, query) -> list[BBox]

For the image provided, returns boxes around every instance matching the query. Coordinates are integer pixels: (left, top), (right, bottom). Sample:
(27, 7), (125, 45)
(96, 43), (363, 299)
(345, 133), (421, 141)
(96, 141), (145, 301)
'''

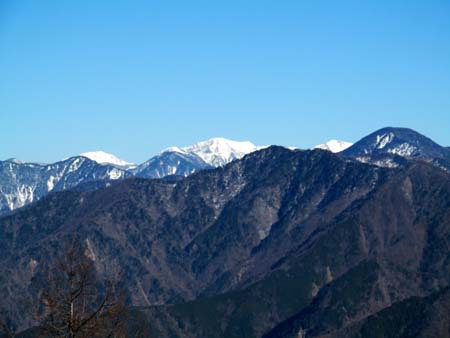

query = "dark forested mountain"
(1, 128), (449, 337)
(1, 142), (449, 337)
(137, 158), (450, 338)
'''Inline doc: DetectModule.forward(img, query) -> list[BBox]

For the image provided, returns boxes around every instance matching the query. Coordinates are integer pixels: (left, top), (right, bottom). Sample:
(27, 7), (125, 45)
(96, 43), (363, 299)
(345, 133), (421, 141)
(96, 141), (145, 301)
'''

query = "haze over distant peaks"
(314, 139), (353, 153)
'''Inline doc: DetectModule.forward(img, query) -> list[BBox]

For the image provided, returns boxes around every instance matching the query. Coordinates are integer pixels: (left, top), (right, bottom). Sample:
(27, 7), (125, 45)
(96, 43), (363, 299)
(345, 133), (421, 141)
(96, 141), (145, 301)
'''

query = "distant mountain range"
(1, 127), (449, 337)
(131, 138), (263, 179)
(1, 129), (449, 217)
(0, 157), (126, 214)
(0, 138), (260, 215)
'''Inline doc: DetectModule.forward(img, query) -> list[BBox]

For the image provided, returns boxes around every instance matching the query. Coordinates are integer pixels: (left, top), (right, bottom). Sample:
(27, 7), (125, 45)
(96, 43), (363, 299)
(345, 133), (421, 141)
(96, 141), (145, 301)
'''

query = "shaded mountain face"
(317, 287), (450, 338)
(0, 147), (388, 330)
(132, 138), (260, 178)
(2, 129), (450, 337)
(131, 160), (450, 338)
(0, 157), (126, 215)
(264, 287), (450, 338)
(343, 127), (450, 168)
(131, 150), (213, 178)
(2, 145), (450, 338)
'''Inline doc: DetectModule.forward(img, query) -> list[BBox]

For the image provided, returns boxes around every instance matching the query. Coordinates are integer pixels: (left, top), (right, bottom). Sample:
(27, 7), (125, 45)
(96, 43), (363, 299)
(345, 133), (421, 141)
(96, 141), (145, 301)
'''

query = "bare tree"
(37, 239), (127, 338)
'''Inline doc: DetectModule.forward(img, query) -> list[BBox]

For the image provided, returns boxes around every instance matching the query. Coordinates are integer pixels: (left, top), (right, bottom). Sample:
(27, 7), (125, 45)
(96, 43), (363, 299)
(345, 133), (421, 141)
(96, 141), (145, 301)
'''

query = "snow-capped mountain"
(343, 127), (450, 158)
(0, 157), (127, 215)
(343, 127), (450, 168)
(80, 151), (136, 169)
(314, 140), (353, 153)
(132, 138), (260, 178)
(3, 130), (447, 216)
(182, 138), (260, 167)
(0, 138), (261, 215)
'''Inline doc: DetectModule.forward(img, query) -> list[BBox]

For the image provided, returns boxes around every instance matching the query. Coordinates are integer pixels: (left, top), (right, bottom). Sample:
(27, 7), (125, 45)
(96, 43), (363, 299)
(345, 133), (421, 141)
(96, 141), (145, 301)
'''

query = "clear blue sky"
(1, 0), (449, 163)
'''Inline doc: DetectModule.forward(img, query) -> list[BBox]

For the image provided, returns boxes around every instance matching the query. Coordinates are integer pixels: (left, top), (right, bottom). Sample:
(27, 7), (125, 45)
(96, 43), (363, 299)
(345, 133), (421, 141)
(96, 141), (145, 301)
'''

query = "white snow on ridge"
(185, 138), (260, 167)
(314, 140), (353, 153)
(159, 146), (185, 155)
(162, 138), (262, 167)
(80, 151), (136, 168)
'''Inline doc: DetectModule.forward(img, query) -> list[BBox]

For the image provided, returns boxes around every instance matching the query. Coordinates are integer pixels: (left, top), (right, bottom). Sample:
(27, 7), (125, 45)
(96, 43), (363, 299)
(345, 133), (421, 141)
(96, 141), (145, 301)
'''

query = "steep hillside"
(1, 146), (449, 337)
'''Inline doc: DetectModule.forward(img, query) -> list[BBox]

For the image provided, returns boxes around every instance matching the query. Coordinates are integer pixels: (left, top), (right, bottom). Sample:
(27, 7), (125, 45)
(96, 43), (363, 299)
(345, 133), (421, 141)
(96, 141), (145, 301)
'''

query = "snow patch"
(314, 140), (353, 153)
(107, 168), (124, 180)
(387, 143), (417, 157)
(376, 133), (395, 149)
(80, 151), (136, 168)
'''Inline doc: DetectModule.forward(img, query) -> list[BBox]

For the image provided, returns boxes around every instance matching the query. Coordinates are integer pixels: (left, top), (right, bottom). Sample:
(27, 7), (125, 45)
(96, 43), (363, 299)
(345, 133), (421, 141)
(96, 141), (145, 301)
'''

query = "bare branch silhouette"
(36, 238), (127, 338)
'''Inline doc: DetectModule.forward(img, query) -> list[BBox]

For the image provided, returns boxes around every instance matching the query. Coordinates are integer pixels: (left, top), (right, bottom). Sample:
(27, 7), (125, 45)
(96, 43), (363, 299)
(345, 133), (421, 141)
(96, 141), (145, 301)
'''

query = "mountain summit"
(314, 140), (353, 153)
(343, 127), (449, 159)
(80, 151), (136, 169)
(162, 138), (260, 167)
(133, 138), (261, 178)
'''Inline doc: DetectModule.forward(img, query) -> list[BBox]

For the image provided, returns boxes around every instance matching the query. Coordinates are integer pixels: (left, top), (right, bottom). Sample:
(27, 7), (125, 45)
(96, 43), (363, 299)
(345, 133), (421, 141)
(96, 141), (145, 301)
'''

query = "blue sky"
(1, 0), (450, 163)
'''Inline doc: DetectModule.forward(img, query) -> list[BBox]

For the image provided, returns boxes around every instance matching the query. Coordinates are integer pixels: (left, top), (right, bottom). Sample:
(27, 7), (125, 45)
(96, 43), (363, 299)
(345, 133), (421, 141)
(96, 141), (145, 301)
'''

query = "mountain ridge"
(0, 138), (262, 215)
(2, 128), (449, 216)
(1, 137), (449, 337)
(80, 150), (136, 169)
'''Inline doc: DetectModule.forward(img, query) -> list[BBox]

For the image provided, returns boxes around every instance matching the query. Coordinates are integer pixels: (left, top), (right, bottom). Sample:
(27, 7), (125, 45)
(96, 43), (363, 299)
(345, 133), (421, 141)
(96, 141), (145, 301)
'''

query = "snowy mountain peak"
(133, 138), (259, 179)
(185, 138), (259, 166)
(162, 138), (260, 167)
(343, 127), (450, 161)
(160, 146), (185, 155)
(314, 140), (353, 153)
(80, 151), (135, 168)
